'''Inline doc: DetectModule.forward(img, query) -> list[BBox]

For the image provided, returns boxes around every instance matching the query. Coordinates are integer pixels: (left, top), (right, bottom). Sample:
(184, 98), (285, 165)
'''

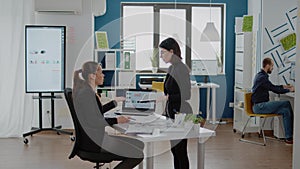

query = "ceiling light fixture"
(200, 0), (220, 42)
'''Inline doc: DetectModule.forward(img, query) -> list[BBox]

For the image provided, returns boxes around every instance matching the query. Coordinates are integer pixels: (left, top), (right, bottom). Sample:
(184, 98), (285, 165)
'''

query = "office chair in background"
(64, 88), (117, 169)
(239, 92), (281, 146)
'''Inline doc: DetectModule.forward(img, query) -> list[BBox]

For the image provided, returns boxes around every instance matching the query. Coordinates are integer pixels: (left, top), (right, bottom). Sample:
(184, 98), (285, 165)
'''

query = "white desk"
(273, 92), (295, 138)
(192, 83), (220, 124)
(113, 117), (215, 169)
(285, 92), (295, 98)
(140, 128), (215, 169)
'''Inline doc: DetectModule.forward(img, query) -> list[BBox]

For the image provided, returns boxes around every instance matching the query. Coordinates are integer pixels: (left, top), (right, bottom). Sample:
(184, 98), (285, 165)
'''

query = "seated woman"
(73, 61), (144, 169)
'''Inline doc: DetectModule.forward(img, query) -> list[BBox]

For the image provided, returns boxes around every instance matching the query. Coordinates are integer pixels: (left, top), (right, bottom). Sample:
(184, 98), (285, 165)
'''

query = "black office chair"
(64, 88), (118, 169)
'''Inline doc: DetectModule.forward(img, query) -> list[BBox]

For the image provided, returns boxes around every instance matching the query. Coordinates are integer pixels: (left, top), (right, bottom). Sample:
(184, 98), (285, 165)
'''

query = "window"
(121, 3), (225, 73)
(122, 6), (154, 71)
(159, 8), (186, 68)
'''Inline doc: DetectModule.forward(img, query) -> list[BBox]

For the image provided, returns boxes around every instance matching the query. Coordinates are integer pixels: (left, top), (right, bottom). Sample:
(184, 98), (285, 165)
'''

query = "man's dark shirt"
(251, 69), (289, 104)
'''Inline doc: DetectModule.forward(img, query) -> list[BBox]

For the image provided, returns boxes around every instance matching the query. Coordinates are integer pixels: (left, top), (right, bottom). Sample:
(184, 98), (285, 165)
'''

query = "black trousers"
(170, 139), (189, 169)
(113, 157), (143, 169)
(101, 135), (144, 169)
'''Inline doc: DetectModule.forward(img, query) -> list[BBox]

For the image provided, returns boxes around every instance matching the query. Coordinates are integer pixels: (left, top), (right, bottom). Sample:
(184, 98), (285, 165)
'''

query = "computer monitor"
(117, 89), (156, 112)
(124, 90), (156, 110)
(191, 59), (218, 76)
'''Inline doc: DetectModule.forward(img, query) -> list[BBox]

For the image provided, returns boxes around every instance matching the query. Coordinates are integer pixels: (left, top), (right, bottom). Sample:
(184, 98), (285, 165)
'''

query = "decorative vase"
(200, 120), (206, 127)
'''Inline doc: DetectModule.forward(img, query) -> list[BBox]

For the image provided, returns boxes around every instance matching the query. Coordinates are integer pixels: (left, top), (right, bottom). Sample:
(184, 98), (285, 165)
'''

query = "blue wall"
(95, 0), (248, 119)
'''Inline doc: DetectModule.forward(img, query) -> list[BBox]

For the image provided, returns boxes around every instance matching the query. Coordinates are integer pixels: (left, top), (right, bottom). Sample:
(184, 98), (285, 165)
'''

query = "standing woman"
(73, 61), (144, 169)
(159, 37), (192, 169)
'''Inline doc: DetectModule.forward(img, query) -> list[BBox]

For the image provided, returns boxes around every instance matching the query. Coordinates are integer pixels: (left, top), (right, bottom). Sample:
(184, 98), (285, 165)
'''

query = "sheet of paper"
(130, 114), (162, 124)
(125, 124), (154, 134)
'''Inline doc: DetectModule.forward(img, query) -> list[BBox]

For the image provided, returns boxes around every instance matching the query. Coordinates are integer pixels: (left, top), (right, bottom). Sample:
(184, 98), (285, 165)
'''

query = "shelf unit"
(94, 48), (136, 90)
(233, 17), (259, 133)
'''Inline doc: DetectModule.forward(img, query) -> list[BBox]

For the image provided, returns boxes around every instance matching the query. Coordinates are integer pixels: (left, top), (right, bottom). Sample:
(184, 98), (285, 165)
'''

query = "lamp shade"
(200, 22), (220, 41)
(172, 33), (181, 46)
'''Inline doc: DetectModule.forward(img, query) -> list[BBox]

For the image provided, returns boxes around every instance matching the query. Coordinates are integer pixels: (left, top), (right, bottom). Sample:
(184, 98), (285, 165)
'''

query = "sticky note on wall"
(280, 33), (296, 51)
(95, 31), (109, 49)
(242, 15), (253, 32)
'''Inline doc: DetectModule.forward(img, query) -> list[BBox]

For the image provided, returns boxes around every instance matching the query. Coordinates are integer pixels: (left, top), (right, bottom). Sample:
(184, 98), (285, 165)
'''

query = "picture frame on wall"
(95, 31), (109, 49)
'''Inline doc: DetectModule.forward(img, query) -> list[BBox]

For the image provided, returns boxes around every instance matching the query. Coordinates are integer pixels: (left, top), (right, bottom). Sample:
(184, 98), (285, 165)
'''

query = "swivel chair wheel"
(70, 136), (75, 142)
(57, 132), (61, 135)
(23, 138), (29, 144)
(233, 129), (236, 133)
(241, 134), (245, 138)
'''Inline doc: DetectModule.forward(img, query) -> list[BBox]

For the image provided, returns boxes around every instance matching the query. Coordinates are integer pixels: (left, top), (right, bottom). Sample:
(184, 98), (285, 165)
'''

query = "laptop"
(116, 89), (157, 116)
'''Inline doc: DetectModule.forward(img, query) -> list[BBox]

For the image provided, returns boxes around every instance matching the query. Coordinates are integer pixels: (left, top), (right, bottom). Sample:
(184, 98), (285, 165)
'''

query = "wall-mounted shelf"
(94, 48), (136, 90)
(233, 17), (259, 133)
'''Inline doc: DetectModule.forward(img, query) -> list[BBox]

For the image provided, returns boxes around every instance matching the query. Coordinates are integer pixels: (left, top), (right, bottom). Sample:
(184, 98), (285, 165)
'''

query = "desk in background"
(151, 82), (220, 124)
(285, 92), (295, 98)
(274, 92), (295, 138)
(190, 82), (220, 124)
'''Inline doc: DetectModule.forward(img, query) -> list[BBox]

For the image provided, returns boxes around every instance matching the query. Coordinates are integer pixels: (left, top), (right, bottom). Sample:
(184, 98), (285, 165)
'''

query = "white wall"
(31, 0), (94, 129)
(249, 0), (299, 168)
(248, 0), (261, 32)
(247, 0), (261, 75)
(293, 1), (300, 168)
(261, 0), (297, 86)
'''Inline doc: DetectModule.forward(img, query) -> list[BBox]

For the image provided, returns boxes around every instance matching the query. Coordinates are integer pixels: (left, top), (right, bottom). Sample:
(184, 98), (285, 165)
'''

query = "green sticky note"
(96, 31), (109, 49)
(242, 16), (253, 32)
(280, 33), (296, 51)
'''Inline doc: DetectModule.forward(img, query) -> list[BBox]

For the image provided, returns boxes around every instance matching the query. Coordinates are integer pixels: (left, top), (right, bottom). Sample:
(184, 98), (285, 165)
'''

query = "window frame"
(121, 3), (225, 73)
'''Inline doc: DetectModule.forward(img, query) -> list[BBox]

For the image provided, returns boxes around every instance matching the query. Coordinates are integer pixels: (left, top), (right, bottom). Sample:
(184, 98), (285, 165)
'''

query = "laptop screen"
(120, 90), (156, 112)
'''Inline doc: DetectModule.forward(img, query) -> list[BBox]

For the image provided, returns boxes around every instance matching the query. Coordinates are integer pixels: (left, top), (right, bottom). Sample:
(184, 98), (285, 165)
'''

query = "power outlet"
(229, 102), (234, 108)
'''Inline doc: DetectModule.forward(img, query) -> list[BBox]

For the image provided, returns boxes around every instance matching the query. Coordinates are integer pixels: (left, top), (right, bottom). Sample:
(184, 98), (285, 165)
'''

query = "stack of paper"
(130, 114), (161, 124)
(125, 124), (154, 134)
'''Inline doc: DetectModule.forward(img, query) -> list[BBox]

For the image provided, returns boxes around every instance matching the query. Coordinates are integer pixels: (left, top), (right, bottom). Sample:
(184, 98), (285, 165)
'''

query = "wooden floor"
(0, 123), (292, 169)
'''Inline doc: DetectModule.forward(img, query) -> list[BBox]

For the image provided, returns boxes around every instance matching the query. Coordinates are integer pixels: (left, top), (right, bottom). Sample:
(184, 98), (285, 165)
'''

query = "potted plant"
(150, 48), (159, 73)
(185, 113), (205, 127)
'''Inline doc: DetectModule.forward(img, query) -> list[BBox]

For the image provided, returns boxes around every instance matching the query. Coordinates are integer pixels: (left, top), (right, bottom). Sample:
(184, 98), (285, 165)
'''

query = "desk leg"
(197, 138), (205, 169)
(145, 142), (154, 169)
(206, 88), (211, 122)
(212, 88), (216, 124)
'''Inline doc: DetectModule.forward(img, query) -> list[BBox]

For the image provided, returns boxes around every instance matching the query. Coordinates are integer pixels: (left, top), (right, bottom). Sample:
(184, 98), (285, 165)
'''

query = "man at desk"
(252, 58), (294, 144)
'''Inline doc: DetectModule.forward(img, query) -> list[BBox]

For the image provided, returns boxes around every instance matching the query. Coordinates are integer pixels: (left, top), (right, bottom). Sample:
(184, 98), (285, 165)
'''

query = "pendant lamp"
(200, 0), (220, 41)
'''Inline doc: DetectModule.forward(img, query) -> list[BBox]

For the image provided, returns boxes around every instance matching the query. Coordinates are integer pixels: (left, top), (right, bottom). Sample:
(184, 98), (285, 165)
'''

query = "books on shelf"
(124, 52), (130, 69)
(95, 48), (136, 89)
(105, 52), (115, 69)
(97, 51), (115, 69)
(120, 52), (135, 70)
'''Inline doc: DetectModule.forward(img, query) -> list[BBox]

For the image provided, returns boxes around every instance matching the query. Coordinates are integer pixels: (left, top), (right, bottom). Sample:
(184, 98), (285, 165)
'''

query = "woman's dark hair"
(159, 37), (182, 59)
(73, 61), (99, 94)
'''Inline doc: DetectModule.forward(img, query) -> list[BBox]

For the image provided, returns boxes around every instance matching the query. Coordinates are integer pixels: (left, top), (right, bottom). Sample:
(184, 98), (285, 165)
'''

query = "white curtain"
(0, 0), (34, 137)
